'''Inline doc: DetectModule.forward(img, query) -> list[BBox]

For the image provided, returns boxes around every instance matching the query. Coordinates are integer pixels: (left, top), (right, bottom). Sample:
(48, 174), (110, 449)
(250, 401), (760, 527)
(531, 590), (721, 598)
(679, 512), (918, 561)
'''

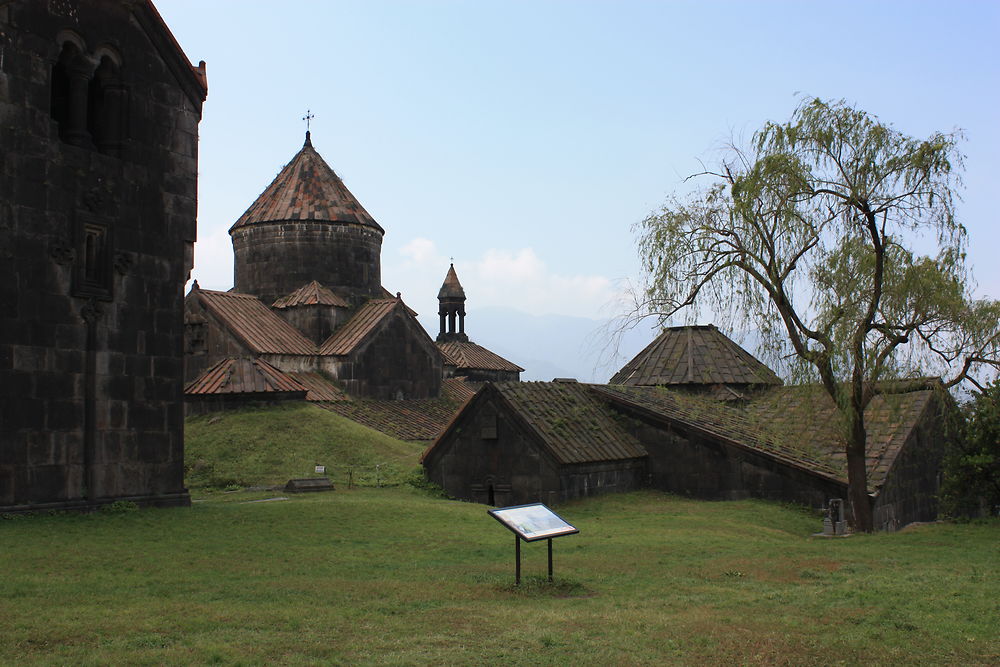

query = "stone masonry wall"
(231, 221), (383, 308)
(0, 0), (203, 511)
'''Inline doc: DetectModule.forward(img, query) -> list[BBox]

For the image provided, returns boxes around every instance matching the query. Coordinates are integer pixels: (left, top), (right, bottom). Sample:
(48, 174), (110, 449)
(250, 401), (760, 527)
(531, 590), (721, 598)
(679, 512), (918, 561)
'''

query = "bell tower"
(437, 264), (468, 343)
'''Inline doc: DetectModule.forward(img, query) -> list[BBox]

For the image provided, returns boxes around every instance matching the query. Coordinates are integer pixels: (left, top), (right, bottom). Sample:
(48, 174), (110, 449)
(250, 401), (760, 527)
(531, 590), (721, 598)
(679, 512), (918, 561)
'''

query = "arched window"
(50, 37), (126, 155)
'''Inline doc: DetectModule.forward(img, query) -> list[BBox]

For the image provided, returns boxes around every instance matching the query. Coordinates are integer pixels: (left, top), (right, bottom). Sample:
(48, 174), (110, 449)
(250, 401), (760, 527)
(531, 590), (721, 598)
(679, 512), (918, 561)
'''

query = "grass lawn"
(185, 404), (426, 490)
(1, 488), (997, 665)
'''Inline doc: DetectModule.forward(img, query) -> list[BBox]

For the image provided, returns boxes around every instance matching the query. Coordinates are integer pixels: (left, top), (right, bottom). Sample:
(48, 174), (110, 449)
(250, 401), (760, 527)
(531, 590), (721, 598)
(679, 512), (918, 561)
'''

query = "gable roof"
(437, 341), (524, 373)
(430, 382), (647, 466)
(742, 384), (940, 491)
(318, 298), (402, 356)
(184, 357), (307, 396)
(229, 133), (382, 233)
(610, 324), (782, 388)
(272, 280), (349, 309)
(195, 289), (316, 355)
(592, 384), (840, 480)
(594, 382), (941, 493)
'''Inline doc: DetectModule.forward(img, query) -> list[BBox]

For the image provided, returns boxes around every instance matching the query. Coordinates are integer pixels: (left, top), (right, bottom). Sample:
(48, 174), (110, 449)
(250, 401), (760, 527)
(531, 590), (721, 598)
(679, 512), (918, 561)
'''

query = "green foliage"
(184, 403), (425, 489)
(403, 469), (451, 498)
(634, 97), (1000, 531)
(0, 489), (997, 665)
(941, 383), (1000, 517)
(98, 500), (139, 514)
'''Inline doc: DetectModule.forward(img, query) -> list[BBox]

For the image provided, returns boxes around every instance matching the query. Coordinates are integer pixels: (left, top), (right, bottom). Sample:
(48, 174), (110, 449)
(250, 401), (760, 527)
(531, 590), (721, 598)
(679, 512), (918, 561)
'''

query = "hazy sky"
(157, 0), (1000, 329)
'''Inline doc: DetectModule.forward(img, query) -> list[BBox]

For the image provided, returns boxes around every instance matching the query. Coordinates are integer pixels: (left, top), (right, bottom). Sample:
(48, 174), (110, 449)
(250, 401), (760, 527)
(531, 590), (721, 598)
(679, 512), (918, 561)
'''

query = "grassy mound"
(184, 403), (425, 489)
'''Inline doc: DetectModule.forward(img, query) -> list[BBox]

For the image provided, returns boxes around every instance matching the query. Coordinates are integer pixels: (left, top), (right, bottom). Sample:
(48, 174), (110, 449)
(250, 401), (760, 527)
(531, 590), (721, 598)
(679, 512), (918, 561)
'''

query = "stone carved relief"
(49, 241), (76, 265)
(113, 251), (132, 275)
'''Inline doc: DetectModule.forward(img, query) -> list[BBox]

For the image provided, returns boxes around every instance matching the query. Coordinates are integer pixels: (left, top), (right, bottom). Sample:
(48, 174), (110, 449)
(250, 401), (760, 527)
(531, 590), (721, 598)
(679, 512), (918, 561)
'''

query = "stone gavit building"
(1, 0), (206, 512)
(424, 326), (951, 531)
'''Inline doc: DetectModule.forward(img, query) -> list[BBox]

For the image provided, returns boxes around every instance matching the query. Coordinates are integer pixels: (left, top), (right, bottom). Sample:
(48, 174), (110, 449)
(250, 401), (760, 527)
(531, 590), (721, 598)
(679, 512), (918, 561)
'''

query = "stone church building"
(183, 132), (521, 413)
(1, 0), (206, 512)
(424, 326), (949, 531)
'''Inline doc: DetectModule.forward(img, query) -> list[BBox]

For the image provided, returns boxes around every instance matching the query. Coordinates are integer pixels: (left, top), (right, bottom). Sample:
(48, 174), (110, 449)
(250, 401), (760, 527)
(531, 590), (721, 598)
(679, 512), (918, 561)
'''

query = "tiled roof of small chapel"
(184, 357), (308, 396)
(272, 280), (349, 309)
(194, 289), (316, 355)
(610, 324), (782, 387)
(229, 132), (383, 233)
(319, 298), (408, 356)
(437, 341), (524, 373)
(449, 382), (648, 465)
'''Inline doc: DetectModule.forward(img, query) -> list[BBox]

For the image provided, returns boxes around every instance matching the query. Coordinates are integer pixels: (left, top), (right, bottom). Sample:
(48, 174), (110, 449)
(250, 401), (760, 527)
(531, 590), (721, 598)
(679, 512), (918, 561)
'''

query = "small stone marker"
(823, 498), (847, 536)
(284, 477), (334, 493)
(315, 465), (326, 474)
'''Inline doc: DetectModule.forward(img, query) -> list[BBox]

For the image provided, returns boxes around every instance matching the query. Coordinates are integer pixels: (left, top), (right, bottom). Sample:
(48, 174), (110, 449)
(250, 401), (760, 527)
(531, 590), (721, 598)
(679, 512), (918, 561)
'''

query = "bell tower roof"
(437, 263), (466, 300)
(229, 132), (384, 234)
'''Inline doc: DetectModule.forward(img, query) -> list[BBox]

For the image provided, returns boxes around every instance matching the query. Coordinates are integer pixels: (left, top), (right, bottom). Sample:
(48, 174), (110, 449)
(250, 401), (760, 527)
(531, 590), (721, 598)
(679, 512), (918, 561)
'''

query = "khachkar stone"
(0, 0), (206, 513)
(229, 132), (385, 308)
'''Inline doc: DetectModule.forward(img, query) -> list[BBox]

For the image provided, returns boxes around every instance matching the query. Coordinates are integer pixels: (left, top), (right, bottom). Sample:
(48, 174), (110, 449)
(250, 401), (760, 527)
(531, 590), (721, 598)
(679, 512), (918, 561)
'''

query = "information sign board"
(488, 503), (578, 542)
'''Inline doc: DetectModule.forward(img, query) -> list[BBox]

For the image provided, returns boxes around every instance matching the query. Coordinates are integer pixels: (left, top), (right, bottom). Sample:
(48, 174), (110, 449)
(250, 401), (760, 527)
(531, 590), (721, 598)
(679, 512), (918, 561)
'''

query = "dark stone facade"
(0, 0), (206, 512)
(621, 413), (845, 507)
(425, 381), (949, 530)
(332, 309), (443, 400)
(232, 221), (383, 309)
(870, 404), (946, 531)
(424, 389), (647, 506)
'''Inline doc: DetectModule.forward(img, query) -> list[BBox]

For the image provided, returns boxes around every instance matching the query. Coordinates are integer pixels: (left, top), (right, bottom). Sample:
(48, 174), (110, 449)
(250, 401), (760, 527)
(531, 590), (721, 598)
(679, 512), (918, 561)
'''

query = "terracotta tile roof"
(272, 280), (349, 309)
(184, 357), (307, 396)
(592, 384), (840, 479)
(437, 264), (466, 299)
(229, 133), (383, 233)
(492, 382), (648, 465)
(318, 379), (475, 441)
(610, 324), (782, 387)
(742, 385), (939, 491)
(285, 372), (350, 402)
(437, 341), (524, 373)
(318, 298), (401, 356)
(197, 289), (316, 355)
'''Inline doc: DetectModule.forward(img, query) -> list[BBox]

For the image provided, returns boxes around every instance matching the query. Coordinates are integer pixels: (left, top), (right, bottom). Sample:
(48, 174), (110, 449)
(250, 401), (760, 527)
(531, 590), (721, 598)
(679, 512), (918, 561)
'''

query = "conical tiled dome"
(437, 263), (466, 299)
(230, 132), (384, 307)
(229, 132), (382, 233)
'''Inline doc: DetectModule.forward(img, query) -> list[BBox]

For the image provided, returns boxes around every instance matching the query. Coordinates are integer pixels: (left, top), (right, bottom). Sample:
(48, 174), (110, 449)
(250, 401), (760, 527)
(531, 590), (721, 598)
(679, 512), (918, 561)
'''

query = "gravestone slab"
(284, 478), (334, 493)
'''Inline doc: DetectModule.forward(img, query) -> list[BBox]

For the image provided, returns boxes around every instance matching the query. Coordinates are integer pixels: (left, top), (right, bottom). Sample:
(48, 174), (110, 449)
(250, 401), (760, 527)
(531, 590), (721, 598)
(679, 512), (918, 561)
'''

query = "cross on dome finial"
(302, 110), (315, 146)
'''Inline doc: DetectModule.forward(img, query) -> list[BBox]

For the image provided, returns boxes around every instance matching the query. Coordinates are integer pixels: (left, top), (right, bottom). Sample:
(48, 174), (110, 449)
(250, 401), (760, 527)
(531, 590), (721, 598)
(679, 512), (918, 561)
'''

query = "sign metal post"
(488, 503), (578, 586)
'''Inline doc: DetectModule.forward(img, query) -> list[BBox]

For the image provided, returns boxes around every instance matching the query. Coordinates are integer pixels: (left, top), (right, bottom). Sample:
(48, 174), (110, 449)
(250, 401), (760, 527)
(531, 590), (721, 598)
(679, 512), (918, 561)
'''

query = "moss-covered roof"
(318, 378), (475, 441)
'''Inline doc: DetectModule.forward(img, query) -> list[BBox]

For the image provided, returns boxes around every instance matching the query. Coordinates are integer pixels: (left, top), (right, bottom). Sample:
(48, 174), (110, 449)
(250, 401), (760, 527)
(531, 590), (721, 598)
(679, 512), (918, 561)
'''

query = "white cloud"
(386, 238), (625, 319)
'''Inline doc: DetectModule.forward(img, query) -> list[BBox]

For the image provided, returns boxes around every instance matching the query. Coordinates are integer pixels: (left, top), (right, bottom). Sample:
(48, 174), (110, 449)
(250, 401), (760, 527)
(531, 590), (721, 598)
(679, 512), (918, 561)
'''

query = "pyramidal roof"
(437, 264), (466, 299)
(272, 280), (349, 309)
(610, 324), (782, 387)
(229, 132), (383, 233)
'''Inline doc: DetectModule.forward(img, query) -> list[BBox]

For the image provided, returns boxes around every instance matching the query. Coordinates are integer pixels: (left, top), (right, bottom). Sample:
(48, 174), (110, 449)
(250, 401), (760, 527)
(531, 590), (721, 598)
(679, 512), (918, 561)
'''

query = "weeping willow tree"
(636, 98), (1000, 531)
